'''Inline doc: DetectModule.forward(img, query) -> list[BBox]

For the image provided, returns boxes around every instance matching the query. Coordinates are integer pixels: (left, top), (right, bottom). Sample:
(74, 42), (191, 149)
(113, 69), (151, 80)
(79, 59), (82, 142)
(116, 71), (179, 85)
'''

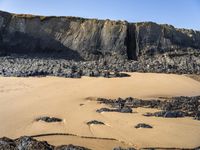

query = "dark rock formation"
(86, 120), (105, 125)
(96, 107), (116, 113)
(35, 116), (62, 123)
(144, 111), (186, 118)
(0, 137), (16, 150)
(96, 96), (200, 120)
(0, 56), (133, 78)
(194, 111), (200, 120)
(96, 107), (132, 114)
(1, 136), (199, 150)
(0, 10), (200, 77)
(0, 136), (90, 150)
(134, 123), (153, 129)
(120, 106), (133, 113)
(15, 136), (53, 150)
(1, 11), (200, 61)
(113, 147), (136, 150)
(0, 136), (53, 150)
(54, 144), (89, 150)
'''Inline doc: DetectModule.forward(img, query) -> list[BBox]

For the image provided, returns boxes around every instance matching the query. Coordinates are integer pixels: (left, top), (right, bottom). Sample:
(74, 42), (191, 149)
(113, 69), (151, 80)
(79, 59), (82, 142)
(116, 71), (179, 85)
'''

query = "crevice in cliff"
(126, 23), (138, 60)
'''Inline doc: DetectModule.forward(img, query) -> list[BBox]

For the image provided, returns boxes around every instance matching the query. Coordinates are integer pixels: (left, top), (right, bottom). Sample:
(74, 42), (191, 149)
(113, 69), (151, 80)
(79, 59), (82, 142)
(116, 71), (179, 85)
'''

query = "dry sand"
(0, 73), (200, 149)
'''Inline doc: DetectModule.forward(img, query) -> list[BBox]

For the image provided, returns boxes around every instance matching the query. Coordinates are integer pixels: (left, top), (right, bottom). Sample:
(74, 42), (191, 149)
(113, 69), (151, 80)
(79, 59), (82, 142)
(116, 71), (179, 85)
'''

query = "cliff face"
(0, 10), (200, 61)
(0, 11), (128, 60)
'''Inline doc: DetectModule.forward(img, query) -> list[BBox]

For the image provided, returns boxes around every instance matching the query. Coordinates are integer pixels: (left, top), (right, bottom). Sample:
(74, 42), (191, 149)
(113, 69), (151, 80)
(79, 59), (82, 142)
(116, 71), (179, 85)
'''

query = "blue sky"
(0, 0), (199, 30)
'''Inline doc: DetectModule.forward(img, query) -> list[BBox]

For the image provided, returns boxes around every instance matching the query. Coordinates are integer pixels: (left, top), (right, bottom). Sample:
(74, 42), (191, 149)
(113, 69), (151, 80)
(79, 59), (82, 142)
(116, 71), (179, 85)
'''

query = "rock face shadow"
(0, 31), (84, 61)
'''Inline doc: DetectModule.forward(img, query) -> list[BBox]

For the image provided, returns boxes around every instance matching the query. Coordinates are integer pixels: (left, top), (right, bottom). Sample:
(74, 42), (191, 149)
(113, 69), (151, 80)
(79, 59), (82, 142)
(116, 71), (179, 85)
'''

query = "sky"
(0, 0), (199, 30)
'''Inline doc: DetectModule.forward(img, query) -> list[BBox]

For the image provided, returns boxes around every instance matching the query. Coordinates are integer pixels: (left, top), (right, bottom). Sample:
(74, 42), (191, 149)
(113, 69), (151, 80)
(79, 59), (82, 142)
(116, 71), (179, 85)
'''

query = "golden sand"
(0, 73), (200, 149)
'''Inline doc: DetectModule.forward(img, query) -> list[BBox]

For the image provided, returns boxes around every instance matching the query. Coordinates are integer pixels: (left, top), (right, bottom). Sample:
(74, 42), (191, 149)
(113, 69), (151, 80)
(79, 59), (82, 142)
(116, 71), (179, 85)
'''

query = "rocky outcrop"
(86, 120), (105, 125)
(0, 136), (90, 150)
(97, 96), (200, 120)
(144, 111), (186, 118)
(1, 135), (200, 150)
(35, 116), (62, 123)
(0, 10), (200, 76)
(134, 123), (153, 129)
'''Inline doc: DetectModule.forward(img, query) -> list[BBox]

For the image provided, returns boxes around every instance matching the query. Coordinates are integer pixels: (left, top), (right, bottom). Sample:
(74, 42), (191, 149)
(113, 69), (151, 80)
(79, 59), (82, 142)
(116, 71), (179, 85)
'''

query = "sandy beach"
(0, 73), (200, 149)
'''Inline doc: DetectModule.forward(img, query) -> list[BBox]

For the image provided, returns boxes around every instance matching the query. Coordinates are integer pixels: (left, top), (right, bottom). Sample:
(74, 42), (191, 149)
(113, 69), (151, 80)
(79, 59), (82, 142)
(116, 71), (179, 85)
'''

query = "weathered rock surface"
(97, 96), (200, 119)
(144, 111), (186, 118)
(0, 136), (90, 150)
(54, 144), (90, 150)
(96, 106), (133, 113)
(0, 10), (200, 77)
(1, 136), (199, 150)
(96, 107), (116, 113)
(35, 116), (62, 123)
(113, 147), (136, 150)
(134, 123), (153, 129)
(86, 120), (105, 125)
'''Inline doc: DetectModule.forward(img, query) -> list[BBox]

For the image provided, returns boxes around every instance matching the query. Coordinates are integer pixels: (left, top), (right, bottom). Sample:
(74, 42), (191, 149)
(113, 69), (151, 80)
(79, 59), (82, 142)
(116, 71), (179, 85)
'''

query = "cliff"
(0, 10), (200, 77)
(0, 10), (199, 61)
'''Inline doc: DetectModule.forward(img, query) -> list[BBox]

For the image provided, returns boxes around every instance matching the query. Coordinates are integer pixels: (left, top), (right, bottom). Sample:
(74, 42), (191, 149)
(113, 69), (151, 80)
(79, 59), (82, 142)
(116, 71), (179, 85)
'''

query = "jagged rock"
(144, 111), (186, 118)
(96, 106), (132, 113)
(194, 111), (200, 120)
(96, 108), (116, 113)
(15, 136), (53, 150)
(36, 116), (62, 123)
(113, 147), (136, 150)
(134, 123), (153, 129)
(55, 144), (90, 150)
(0, 136), (90, 150)
(119, 106), (133, 113)
(0, 137), (16, 150)
(86, 120), (105, 125)
(97, 96), (200, 119)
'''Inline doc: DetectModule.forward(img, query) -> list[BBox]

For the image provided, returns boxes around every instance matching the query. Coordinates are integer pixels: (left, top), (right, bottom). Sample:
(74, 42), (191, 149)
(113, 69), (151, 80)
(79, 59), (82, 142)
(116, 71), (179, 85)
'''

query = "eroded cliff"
(0, 10), (200, 76)
(0, 10), (200, 60)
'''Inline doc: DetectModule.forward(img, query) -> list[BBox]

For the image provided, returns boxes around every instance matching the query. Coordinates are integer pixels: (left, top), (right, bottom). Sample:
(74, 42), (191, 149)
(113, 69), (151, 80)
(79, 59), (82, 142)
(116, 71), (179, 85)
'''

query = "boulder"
(134, 123), (153, 129)
(35, 116), (62, 123)
(87, 120), (105, 125)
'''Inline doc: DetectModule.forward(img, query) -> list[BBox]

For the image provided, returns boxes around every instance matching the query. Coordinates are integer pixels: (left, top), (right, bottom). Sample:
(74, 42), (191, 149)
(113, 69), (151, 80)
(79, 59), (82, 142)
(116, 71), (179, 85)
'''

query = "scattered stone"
(79, 104), (85, 106)
(87, 120), (105, 125)
(0, 52), (200, 79)
(134, 123), (153, 129)
(36, 116), (62, 123)
(97, 96), (200, 119)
